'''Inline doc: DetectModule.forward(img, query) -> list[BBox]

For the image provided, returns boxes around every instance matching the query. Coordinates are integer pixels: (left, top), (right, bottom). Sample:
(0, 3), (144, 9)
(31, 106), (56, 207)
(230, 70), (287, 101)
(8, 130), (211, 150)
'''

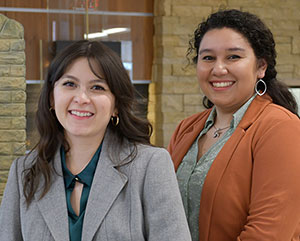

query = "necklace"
(212, 125), (230, 138)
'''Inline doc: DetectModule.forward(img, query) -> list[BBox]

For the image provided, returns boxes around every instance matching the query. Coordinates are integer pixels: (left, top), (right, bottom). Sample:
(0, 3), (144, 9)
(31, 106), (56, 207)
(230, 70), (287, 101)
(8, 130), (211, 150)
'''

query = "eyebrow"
(199, 47), (246, 55)
(60, 74), (106, 83)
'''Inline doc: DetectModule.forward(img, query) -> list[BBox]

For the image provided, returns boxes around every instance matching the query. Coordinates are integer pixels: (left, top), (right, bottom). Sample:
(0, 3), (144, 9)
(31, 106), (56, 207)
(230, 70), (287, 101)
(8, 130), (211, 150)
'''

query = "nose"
(212, 60), (228, 76)
(74, 88), (91, 105)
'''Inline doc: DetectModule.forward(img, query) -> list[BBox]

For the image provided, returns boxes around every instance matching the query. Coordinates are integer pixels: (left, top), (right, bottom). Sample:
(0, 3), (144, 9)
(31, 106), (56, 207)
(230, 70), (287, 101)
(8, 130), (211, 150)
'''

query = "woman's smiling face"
(52, 57), (117, 142)
(197, 27), (267, 114)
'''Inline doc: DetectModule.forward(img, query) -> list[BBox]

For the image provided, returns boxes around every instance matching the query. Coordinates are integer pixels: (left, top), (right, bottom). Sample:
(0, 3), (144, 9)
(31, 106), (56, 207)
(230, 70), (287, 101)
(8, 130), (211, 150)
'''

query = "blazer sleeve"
(142, 148), (192, 241)
(0, 158), (23, 241)
(238, 119), (300, 240)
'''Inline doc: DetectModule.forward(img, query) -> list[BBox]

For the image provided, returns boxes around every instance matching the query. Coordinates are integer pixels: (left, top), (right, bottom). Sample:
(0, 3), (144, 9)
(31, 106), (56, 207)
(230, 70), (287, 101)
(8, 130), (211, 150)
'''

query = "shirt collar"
(204, 107), (216, 130)
(61, 143), (102, 188)
(232, 94), (256, 129)
(204, 94), (257, 130)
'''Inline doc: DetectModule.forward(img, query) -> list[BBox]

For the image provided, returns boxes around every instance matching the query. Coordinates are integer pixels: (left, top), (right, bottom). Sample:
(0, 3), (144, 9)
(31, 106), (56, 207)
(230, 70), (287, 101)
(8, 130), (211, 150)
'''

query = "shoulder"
(247, 95), (299, 125)
(135, 144), (172, 166)
(6, 150), (37, 176)
(12, 150), (38, 173)
(247, 102), (300, 147)
(241, 95), (299, 133)
(177, 109), (211, 129)
(136, 144), (169, 156)
(168, 109), (211, 152)
(170, 109), (211, 141)
(116, 144), (176, 191)
(256, 103), (299, 130)
(263, 103), (298, 120)
(122, 143), (174, 176)
(3, 152), (37, 199)
(126, 144), (177, 191)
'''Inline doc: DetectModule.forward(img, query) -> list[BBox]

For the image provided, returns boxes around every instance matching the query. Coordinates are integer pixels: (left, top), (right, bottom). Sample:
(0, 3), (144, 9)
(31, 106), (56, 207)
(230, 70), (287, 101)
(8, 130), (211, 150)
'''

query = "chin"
(66, 129), (91, 138)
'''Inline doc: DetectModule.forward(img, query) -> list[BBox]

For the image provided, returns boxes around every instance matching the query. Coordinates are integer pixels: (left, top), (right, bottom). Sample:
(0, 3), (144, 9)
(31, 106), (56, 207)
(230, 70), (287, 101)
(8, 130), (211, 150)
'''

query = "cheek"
(197, 68), (208, 88)
(53, 90), (62, 109)
(197, 63), (209, 77)
(196, 67), (202, 82)
(52, 89), (70, 113)
(246, 59), (261, 78)
(108, 95), (116, 114)
(95, 96), (115, 114)
(111, 99), (116, 113)
(52, 90), (59, 108)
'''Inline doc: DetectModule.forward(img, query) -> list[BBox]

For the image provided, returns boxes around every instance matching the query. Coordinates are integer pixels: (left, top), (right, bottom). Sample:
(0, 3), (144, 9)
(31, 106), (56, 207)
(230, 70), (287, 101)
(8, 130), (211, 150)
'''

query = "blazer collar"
(238, 94), (272, 129)
(199, 94), (272, 241)
(81, 129), (129, 241)
(172, 110), (211, 171)
(172, 95), (272, 171)
(35, 129), (129, 241)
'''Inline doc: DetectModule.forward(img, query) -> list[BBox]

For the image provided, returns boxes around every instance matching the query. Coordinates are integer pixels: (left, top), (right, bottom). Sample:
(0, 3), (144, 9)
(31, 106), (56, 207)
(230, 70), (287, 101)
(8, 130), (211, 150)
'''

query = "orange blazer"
(168, 95), (300, 241)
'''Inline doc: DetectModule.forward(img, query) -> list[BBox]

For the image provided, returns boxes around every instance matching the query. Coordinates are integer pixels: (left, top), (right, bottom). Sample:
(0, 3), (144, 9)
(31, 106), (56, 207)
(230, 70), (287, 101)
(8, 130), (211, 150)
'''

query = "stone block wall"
(150, 0), (300, 147)
(0, 14), (26, 201)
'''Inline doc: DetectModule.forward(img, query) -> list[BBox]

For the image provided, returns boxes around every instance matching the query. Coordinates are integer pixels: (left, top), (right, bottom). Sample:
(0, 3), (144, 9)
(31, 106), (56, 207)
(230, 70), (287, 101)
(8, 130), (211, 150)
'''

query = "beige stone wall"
(150, 0), (300, 147)
(0, 14), (26, 201)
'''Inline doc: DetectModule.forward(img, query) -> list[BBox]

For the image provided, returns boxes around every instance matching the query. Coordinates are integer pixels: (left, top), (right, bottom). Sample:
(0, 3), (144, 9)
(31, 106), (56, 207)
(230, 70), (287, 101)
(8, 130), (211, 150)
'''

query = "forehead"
(62, 57), (104, 80)
(200, 27), (252, 51)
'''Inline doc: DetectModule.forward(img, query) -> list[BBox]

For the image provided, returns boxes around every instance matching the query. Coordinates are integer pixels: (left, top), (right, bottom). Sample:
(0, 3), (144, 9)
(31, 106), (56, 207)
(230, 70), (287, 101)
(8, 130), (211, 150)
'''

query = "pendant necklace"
(213, 125), (230, 138)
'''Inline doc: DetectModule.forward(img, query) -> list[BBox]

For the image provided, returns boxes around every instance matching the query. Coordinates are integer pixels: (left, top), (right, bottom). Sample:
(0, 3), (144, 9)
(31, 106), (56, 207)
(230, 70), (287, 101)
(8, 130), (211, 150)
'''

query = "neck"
(214, 107), (233, 128)
(65, 134), (104, 175)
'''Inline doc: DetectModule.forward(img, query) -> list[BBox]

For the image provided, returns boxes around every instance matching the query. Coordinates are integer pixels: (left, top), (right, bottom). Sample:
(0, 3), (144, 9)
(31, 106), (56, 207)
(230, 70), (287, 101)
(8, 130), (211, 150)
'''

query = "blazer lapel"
(199, 127), (246, 241)
(172, 110), (211, 171)
(199, 95), (272, 241)
(35, 150), (69, 241)
(81, 132), (128, 241)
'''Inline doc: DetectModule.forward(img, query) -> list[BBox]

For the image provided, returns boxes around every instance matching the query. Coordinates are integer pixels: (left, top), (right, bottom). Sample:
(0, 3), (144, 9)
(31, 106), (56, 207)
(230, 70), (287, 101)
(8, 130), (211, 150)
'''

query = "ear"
(257, 58), (267, 79)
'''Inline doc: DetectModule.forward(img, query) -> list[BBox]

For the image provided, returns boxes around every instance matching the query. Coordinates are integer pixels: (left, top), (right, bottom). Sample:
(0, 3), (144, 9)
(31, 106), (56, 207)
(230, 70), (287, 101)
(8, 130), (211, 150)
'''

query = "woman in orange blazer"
(168, 9), (300, 241)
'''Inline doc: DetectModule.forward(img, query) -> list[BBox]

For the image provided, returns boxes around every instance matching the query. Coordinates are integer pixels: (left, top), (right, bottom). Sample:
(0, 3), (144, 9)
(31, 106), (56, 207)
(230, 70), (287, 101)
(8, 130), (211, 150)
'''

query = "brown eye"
(202, 55), (214, 61)
(63, 81), (76, 87)
(228, 55), (241, 60)
(91, 85), (105, 91)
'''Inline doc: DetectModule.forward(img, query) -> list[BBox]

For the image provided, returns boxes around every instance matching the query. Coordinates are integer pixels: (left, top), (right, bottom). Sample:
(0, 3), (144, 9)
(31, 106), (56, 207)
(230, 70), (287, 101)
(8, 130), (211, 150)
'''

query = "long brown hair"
(23, 40), (152, 205)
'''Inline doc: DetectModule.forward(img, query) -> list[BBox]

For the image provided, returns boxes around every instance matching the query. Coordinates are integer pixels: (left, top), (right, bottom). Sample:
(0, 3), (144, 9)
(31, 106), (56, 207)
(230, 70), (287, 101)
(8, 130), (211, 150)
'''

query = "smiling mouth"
(70, 110), (93, 117)
(211, 81), (234, 88)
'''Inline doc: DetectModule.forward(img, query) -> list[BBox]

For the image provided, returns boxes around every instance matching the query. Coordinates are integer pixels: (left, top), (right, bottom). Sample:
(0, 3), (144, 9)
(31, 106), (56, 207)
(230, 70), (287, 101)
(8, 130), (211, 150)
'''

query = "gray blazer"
(0, 130), (191, 241)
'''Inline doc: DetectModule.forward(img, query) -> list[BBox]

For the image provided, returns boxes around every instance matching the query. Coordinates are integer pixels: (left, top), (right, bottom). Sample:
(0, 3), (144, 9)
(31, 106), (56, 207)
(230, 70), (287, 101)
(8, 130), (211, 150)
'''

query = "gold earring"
(111, 115), (119, 126)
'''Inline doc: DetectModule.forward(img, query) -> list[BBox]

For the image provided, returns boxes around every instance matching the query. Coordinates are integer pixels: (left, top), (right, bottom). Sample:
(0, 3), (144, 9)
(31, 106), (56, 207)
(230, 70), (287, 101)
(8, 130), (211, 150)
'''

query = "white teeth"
(212, 82), (233, 88)
(71, 111), (92, 117)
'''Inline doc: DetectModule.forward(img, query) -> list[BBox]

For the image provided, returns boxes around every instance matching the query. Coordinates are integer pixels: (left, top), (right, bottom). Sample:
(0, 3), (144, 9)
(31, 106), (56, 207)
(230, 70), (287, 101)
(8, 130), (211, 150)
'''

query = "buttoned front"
(61, 143), (102, 241)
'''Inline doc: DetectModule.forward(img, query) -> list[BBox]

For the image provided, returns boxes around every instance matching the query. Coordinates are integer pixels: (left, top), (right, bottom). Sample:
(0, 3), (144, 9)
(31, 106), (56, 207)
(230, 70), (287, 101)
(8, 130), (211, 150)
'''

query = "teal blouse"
(61, 144), (102, 241)
(176, 95), (255, 241)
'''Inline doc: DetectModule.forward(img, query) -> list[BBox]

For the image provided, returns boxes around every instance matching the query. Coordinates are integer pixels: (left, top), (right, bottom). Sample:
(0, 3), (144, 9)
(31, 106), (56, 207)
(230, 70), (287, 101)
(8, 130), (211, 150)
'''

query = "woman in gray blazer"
(0, 40), (191, 241)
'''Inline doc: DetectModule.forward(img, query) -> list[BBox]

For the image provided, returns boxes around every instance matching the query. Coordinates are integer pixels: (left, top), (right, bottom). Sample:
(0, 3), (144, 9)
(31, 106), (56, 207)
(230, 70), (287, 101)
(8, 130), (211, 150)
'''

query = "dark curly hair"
(23, 40), (152, 205)
(188, 9), (298, 115)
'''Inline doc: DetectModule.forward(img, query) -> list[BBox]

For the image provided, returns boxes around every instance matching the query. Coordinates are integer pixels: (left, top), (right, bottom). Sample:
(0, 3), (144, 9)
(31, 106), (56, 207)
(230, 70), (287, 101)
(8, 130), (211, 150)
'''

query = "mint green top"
(176, 95), (255, 241)
(61, 143), (102, 241)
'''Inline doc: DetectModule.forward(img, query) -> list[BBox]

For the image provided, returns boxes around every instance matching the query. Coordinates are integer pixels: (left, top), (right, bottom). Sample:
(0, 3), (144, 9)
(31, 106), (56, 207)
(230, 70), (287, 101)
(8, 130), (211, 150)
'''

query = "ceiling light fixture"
(84, 27), (130, 39)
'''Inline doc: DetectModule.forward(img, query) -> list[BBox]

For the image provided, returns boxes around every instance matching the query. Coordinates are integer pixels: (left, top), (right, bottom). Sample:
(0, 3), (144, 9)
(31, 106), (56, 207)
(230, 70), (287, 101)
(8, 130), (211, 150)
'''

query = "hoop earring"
(111, 115), (119, 126)
(255, 79), (267, 96)
(49, 107), (54, 112)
